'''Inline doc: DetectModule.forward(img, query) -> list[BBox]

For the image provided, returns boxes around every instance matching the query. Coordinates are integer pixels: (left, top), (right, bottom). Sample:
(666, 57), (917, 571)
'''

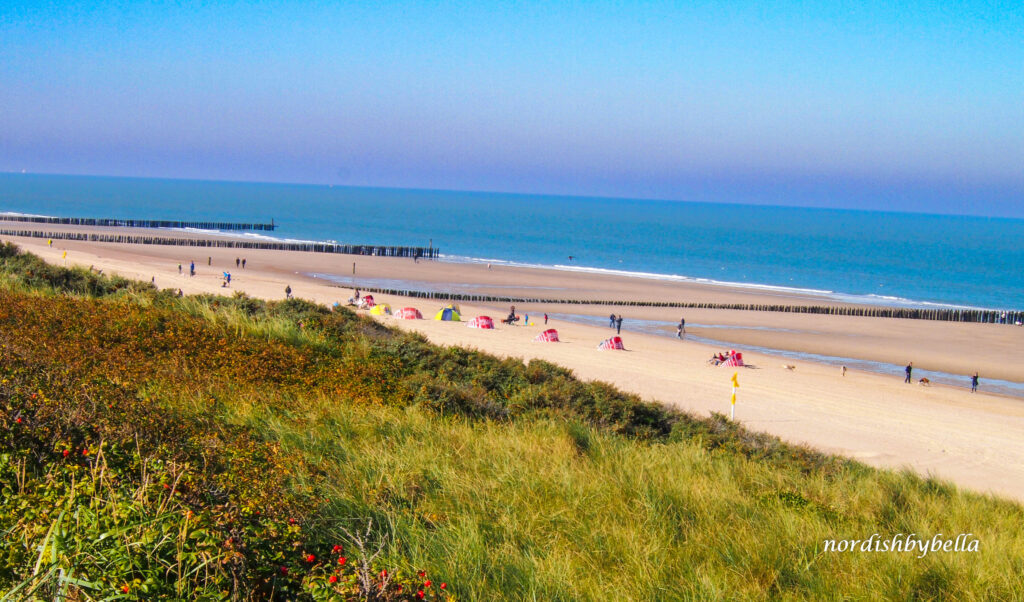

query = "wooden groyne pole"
(0, 229), (438, 259)
(0, 215), (276, 231)
(346, 285), (1021, 325)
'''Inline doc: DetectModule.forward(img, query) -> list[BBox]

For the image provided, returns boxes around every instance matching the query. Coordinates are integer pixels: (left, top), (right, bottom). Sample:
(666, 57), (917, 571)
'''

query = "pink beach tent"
(468, 316), (495, 329)
(597, 336), (625, 350)
(535, 329), (559, 342)
(357, 294), (376, 309)
(723, 351), (744, 367)
(395, 307), (423, 320)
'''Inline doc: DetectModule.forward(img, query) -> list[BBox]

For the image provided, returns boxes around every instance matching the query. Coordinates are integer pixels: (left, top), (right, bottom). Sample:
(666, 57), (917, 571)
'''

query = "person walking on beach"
(178, 264), (182, 274)
(285, 285), (292, 299)
(680, 317), (686, 335)
(208, 256), (211, 266)
(189, 261), (195, 277)
(616, 315), (623, 335)
(841, 366), (847, 377)
(544, 313), (548, 325)
(676, 324), (683, 339)
(904, 362), (913, 383)
(609, 313), (616, 328)
(242, 258), (246, 269)
(971, 372), (979, 393)
(235, 257), (240, 268)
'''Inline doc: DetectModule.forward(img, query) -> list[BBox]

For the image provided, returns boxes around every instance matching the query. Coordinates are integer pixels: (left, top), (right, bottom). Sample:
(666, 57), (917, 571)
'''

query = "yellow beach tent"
(370, 303), (392, 316)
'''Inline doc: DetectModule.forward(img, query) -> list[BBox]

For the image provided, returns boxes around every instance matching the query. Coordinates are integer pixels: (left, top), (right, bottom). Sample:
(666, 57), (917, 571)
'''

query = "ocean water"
(2, 173), (1022, 310)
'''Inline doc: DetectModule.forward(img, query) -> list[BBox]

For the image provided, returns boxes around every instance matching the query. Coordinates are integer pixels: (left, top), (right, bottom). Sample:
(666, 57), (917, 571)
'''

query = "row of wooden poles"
(0, 215), (276, 231)
(0, 229), (438, 259)
(354, 286), (1022, 324)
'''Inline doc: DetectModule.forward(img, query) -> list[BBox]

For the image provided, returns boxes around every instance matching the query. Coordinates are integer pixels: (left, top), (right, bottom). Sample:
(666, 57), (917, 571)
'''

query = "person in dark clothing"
(616, 315), (623, 334)
(189, 261), (195, 277)
(235, 257), (240, 268)
(904, 363), (913, 383)
(609, 313), (616, 327)
(971, 372), (979, 393)
(544, 313), (548, 325)
(242, 258), (247, 269)
(680, 317), (686, 334)
(285, 285), (292, 299)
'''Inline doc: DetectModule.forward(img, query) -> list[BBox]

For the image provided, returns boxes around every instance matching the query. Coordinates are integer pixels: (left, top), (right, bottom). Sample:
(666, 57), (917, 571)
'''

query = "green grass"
(2, 241), (1023, 600)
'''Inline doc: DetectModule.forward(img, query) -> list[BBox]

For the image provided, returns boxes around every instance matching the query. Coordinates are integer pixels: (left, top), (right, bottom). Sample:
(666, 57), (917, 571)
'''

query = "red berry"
(338, 556), (347, 565)
(121, 585), (130, 593)
(441, 582), (447, 589)
(15, 417), (21, 424)
(329, 575), (338, 584)
(380, 569), (387, 577)
(280, 566), (288, 575)
(306, 554), (316, 563)
(424, 580), (431, 587)
(417, 591), (424, 599)
(82, 448), (89, 456)
(332, 544), (343, 553)
(418, 571), (426, 578)
(62, 449), (70, 457)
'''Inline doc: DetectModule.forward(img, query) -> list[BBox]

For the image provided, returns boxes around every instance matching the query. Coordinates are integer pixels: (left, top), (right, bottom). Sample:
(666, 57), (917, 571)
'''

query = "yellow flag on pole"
(730, 390), (737, 405)
(62, 251), (67, 259)
(731, 372), (739, 388)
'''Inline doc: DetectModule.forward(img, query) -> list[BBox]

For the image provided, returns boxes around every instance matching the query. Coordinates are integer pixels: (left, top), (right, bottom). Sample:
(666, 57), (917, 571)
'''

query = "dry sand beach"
(5, 226), (1024, 502)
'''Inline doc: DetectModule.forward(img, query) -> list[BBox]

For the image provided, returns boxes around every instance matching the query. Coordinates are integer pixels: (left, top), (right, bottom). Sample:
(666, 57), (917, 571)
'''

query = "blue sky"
(1, 1), (1022, 216)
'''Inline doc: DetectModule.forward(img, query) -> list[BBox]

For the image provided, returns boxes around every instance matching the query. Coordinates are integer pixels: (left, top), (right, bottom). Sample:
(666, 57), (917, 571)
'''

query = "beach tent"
(468, 316), (495, 329)
(357, 295), (376, 309)
(597, 336), (625, 350)
(433, 304), (462, 321)
(535, 329), (559, 342)
(395, 307), (423, 320)
(369, 303), (392, 316)
(723, 351), (744, 367)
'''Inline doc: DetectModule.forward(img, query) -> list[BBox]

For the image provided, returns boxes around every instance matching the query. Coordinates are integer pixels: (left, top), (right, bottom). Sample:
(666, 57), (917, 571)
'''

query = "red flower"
(440, 583), (447, 589)
(424, 580), (432, 587)
(329, 575), (338, 584)
(332, 544), (343, 553)
(338, 556), (347, 565)
(417, 591), (425, 599)
(62, 449), (70, 457)
(305, 554), (316, 563)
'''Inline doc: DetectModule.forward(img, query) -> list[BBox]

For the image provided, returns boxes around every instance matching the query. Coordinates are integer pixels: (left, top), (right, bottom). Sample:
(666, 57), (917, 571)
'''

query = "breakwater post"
(347, 285), (1022, 325)
(0, 229), (438, 259)
(0, 215), (276, 231)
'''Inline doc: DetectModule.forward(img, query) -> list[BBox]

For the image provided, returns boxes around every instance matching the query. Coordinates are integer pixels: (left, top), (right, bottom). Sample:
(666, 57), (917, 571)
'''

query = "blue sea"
(2, 173), (1022, 310)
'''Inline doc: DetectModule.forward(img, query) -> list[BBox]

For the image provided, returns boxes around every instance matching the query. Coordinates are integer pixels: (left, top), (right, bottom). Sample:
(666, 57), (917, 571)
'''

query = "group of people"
(178, 257), (248, 278)
(504, 306), (550, 326)
(708, 351), (734, 366)
(608, 314), (623, 334)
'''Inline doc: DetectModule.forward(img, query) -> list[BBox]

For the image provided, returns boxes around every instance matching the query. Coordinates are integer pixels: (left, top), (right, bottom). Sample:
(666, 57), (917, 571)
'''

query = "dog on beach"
(782, 364), (796, 371)
(918, 377), (931, 386)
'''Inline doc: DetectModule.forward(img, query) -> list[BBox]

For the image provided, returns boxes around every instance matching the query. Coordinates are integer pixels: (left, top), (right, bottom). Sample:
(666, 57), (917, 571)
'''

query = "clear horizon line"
(2, 169), (1019, 222)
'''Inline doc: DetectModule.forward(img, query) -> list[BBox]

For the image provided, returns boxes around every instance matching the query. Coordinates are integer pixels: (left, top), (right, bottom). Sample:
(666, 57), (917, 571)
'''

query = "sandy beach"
(5, 226), (1024, 501)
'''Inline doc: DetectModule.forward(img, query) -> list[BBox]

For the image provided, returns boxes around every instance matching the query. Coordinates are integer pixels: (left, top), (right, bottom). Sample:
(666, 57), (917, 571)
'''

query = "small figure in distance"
(242, 258), (247, 269)
(285, 285), (292, 299)
(616, 315), (623, 335)
(609, 313), (616, 328)
(544, 313), (548, 325)
(971, 372), (979, 393)
(235, 257), (240, 267)
(841, 365), (847, 377)
(904, 362), (913, 383)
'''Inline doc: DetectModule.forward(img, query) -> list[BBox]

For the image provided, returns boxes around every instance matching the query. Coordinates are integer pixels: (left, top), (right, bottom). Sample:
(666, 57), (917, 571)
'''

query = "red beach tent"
(597, 336), (625, 350)
(395, 307), (423, 320)
(723, 351), (744, 367)
(535, 329), (559, 342)
(468, 316), (495, 329)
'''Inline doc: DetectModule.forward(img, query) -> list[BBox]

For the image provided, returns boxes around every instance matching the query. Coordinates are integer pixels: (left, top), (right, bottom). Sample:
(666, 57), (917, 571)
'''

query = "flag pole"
(730, 371), (739, 420)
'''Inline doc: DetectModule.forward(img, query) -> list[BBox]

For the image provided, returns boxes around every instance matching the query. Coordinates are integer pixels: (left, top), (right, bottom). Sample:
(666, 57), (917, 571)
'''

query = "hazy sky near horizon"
(2, 1), (1022, 216)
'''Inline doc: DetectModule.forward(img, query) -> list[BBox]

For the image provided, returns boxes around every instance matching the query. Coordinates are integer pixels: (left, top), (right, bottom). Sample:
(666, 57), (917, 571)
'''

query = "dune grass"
(2, 242), (1023, 600)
